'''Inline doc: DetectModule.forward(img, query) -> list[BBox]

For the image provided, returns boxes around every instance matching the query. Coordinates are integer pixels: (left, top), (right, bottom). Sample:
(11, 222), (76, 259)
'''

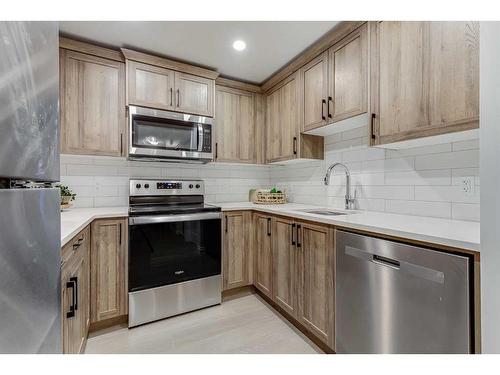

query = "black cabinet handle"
(291, 223), (296, 245)
(177, 89), (180, 107)
(267, 217), (271, 236)
(66, 280), (75, 318)
(321, 99), (326, 120)
(296, 224), (302, 248)
(215, 143), (218, 160)
(120, 133), (123, 155)
(293, 137), (297, 155)
(328, 96), (333, 118)
(371, 113), (376, 140)
(119, 223), (122, 246)
(170, 88), (173, 106)
(70, 276), (78, 311)
(225, 215), (228, 233)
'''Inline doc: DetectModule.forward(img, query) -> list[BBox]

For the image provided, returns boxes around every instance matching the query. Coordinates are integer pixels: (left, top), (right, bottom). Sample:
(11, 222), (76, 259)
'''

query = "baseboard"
(89, 315), (128, 335)
(222, 285), (256, 302)
(254, 290), (335, 354)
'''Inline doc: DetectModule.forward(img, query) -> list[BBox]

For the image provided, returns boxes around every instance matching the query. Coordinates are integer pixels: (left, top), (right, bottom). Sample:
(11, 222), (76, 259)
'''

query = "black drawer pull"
(291, 223), (296, 245)
(267, 217), (271, 236)
(296, 224), (302, 248)
(70, 276), (78, 311)
(66, 280), (76, 318)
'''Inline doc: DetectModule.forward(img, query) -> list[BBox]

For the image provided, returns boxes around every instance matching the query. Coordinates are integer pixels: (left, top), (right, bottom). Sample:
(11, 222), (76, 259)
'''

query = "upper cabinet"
(123, 48), (217, 117)
(127, 61), (175, 111)
(175, 72), (214, 116)
(60, 48), (126, 157)
(215, 85), (256, 163)
(301, 24), (368, 132)
(266, 72), (324, 163)
(371, 21), (479, 146)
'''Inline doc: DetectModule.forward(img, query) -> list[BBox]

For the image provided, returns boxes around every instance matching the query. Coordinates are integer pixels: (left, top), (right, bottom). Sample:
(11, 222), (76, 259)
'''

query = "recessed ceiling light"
(232, 40), (246, 51)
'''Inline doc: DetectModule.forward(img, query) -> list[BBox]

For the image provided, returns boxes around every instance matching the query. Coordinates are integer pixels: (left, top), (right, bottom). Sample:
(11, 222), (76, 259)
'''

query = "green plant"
(57, 184), (76, 201)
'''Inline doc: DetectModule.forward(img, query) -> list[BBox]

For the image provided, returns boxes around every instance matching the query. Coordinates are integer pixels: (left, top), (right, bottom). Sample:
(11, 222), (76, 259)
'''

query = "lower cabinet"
(90, 218), (128, 324)
(223, 211), (252, 290)
(272, 216), (298, 317)
(61, 226), (90, 354)
(253, 213), (273, 297)
(296, 221), (335, 347)
(249, 213), (335, 349)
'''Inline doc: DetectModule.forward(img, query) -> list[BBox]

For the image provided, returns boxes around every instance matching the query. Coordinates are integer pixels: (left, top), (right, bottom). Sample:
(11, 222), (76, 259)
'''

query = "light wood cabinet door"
(279, 73), (300, 161)
(61, 226), (90, 354)
(254, 214), (273, 297)
(296, 221), (334, 347)
(127, 60), (175, 110)
(215, 86), (255, 163)
(266, 89), (281, 161)
(223, 211), (251, 290)
(175, 72), (214, 117)
(90, 218), (127, 323)
(272, 216), (297, 317)
(328, 23), (368, 122)
(60, 49), (125, 156)
(301, 52), (328, 131)
(372, 21), (479, 145)
(266, 72), (300, 163)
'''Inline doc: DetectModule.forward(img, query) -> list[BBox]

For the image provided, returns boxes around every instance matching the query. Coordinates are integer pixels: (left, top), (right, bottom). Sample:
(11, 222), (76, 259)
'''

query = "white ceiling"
(59, 21), (338, 84)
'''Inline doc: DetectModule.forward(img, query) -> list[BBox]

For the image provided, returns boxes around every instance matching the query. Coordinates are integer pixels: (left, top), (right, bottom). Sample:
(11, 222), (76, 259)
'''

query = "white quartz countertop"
(216, 202), (480, 253)
(60, 203), (480, 253)
(61, 207), (129, 246)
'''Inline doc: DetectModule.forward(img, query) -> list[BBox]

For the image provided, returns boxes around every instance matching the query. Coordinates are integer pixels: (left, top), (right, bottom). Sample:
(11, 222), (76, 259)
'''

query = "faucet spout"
(324, 162), (355, 210)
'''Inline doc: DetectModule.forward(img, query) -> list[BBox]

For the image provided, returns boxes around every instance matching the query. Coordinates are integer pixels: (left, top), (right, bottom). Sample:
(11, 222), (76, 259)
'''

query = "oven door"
(128, 105), (213, 162)
(128, 212), (221, 292)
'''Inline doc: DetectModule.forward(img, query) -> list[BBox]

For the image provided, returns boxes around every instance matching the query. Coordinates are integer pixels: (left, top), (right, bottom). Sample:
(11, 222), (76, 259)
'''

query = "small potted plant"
(57, 184), (76, 210)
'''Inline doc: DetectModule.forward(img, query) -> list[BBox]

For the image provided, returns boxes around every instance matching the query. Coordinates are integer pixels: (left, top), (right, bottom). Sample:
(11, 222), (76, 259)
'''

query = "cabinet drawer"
(61, 226), (90, 266)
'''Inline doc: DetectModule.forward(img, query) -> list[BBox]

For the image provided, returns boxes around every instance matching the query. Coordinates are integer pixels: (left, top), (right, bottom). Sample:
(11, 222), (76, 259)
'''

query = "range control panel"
(130, 179), (204, 196)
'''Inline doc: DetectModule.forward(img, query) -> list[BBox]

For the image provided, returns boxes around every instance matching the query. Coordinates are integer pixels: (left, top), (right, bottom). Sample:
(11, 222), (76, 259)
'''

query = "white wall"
(60, 154), (271, 207)
(480, 21), (500, 353)
(271, 128), (480, 221)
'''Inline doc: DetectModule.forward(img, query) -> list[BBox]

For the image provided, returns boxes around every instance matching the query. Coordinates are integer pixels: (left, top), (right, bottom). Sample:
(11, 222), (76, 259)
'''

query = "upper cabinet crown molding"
(59, 36), (125, 62)
(215, 77), (262, 93)
(121, 48), (219, 80)
(261, 21), (366, 92)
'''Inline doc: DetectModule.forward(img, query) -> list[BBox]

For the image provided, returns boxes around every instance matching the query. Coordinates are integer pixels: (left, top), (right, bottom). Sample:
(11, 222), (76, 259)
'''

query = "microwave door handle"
(198, 124), (204, 152)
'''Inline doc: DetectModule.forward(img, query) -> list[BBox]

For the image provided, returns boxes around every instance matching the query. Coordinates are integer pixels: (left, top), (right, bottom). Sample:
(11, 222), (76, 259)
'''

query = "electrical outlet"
(461, 177), (474, 196)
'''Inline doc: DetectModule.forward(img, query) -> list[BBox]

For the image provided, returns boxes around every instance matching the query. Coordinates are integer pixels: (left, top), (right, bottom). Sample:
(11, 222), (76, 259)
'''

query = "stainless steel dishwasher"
(335, 230), (472, 354)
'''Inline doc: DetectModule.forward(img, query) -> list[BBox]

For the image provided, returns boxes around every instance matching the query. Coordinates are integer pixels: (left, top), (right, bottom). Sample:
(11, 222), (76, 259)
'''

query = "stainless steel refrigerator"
(0, 21), (61, 353)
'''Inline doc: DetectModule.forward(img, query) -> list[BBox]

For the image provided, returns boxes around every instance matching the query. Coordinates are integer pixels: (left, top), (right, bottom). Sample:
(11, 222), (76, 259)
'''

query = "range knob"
(144, 183), (150, 189)
(189, 184), (194, 189)
(135, 183), (141, 189)
(195, 184), (200, 189)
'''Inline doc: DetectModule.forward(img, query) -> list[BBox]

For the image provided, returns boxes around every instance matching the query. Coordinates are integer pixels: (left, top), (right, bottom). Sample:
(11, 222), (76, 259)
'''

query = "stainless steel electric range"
(128, 179), (222, 327)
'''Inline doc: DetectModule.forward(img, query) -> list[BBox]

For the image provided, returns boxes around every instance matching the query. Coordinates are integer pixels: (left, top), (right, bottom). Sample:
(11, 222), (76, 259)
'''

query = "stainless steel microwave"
(128, 105), (213, 163)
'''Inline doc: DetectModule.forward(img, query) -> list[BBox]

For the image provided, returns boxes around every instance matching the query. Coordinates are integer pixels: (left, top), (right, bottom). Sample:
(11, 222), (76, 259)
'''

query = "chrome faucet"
(324, 162), (355, 210)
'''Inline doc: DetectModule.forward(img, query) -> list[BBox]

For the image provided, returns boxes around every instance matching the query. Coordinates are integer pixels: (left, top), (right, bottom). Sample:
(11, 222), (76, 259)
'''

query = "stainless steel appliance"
(128, 105), (213, 163)
(335, 230), (472, 354)
(0, 21), (61, 353)
(128, 179), (222, 327)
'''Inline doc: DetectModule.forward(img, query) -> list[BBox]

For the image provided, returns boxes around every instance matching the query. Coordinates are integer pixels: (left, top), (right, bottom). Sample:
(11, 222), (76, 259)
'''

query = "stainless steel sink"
(299, 209), (354, 216)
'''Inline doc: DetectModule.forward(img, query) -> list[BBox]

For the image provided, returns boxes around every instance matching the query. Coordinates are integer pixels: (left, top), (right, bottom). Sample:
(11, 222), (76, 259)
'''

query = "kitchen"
(1, 1), (500, 370)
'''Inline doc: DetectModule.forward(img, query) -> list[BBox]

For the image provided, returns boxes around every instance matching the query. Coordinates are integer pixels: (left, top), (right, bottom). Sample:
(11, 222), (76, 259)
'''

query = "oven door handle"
(129, 212), (222, 225)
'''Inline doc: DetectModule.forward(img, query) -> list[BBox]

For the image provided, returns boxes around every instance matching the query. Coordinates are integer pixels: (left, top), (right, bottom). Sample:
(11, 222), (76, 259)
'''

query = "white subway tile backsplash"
(61, 126), (480, 222)
(270, 125), (479, 221)
(415, 149), (479, 170)
(61, 154), (271, 209)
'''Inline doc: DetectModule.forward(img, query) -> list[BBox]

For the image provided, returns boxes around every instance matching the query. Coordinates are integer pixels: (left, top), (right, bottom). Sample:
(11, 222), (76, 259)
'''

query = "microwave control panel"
(201, 125), (212, 153)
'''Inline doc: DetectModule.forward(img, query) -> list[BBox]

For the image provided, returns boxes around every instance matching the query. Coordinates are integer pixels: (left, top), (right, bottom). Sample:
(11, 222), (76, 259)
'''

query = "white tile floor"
(85, 294), (323, 354)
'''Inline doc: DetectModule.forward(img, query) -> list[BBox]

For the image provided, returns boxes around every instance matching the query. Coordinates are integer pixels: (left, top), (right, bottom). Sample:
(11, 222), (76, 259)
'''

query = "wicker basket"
(254, 191), (286, 205)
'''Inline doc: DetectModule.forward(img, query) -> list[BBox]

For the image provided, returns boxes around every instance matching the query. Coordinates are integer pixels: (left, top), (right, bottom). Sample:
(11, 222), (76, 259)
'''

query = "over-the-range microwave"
(128, 105), (213, 163)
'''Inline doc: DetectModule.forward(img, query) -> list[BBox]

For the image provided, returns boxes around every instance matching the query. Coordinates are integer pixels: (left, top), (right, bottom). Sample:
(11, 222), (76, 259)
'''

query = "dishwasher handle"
(372, 254), (400, 270)
(345, 245), (445, 284)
